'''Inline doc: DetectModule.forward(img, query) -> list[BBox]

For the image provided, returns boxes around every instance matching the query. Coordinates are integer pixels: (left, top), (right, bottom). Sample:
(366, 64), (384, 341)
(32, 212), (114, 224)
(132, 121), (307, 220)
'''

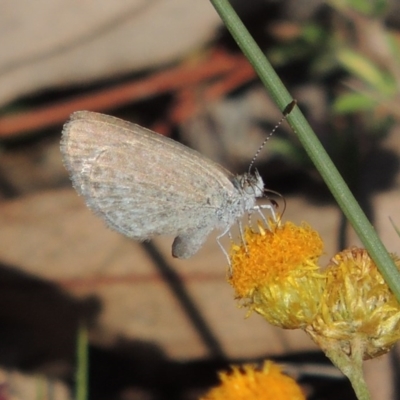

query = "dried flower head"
(307, 247), (400, 360)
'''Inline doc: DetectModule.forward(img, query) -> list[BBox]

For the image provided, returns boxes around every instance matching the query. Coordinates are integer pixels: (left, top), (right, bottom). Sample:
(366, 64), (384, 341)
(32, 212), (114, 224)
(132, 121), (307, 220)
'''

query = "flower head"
(200, 361), (305, 400)
(308, 247), (400, 360)
(229, 220), (325, 328)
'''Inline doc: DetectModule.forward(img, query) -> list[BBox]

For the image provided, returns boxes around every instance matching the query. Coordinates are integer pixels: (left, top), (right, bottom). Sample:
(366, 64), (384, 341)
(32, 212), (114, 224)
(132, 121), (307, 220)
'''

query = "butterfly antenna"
(248, 100), (297, 173)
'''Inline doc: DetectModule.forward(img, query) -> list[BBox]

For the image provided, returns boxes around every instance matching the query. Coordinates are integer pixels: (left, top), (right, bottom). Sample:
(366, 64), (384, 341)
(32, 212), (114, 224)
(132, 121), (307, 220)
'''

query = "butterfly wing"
(61, 111), (237, 245)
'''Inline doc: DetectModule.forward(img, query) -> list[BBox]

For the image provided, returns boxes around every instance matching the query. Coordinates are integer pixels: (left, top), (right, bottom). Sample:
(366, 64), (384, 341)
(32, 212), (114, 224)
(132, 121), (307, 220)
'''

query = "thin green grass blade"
(210, 0), (400, 300)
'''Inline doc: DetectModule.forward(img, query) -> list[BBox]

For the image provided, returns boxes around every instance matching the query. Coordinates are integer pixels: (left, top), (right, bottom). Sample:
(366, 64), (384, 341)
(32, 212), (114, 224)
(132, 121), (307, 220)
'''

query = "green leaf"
(329, 0), (389, 16)
(337, 49), (395, 94)
(333, 93), (377, 113)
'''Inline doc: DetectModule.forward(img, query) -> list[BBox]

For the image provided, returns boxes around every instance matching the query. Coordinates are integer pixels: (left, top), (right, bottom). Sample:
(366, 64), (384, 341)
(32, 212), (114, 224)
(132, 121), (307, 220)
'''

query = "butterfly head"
(234, 170), (264, 198)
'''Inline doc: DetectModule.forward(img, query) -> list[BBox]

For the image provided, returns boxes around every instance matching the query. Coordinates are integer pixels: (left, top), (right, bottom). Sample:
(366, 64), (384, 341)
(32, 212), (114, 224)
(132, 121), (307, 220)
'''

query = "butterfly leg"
(237, 219), (248, 253)
(216, 220), (248, 273)
(252, 203), (276, 229)
(216, 222), (238, 269)
(216, 235), (231, 269)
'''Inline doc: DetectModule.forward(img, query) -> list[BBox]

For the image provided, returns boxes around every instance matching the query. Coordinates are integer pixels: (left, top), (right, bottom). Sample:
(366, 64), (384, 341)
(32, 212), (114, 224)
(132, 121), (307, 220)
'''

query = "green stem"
(209, 0), (400, 301)
(75, 323), (89, 400)
(324, 339), (371, 400)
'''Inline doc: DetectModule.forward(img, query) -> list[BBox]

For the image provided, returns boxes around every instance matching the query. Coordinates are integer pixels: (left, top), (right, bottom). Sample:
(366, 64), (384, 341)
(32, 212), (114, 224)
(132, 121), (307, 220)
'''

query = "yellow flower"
(307, 247), (400, 360)
(228, 218), (400, 399)
(200, 361), (305, 400)
(229, 221), (325, 328)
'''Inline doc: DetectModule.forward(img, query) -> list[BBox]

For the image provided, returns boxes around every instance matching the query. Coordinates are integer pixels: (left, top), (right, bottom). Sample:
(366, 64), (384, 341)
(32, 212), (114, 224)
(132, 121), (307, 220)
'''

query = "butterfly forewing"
(61, 111), (238, 240)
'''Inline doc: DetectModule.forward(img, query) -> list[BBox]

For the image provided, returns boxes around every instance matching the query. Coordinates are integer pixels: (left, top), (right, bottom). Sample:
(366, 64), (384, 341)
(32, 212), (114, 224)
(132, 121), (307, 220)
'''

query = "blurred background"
(1, 0), (400, 399)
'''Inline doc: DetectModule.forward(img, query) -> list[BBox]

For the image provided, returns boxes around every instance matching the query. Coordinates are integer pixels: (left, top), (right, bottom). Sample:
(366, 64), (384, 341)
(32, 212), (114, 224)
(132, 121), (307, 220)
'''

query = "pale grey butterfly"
(60, 101), (295, 261)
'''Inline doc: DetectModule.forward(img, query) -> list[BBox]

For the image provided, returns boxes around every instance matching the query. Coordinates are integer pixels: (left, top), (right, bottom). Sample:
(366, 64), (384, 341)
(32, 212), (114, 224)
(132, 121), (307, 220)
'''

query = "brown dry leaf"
(0, 0), (221, 106)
